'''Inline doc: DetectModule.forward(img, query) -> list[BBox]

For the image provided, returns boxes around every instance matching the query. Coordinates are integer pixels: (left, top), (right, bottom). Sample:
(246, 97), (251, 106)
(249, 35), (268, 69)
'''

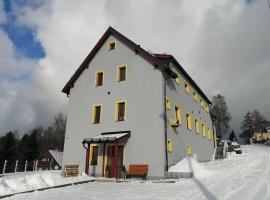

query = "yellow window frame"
(92, 104), (102, 124)
(193, 91), (198, 102)
(89, 144), (99, 165)
(186, 112), (192, 131)
(202, 122), (206, 137)
(94, 70), (104, 87)
(184, 81), (190, 94)
(206, 104), (209, 113)
(208, 127), (211, 140)
(173, 69), (180, 85)
(167, 139), (172, 153)
(115, 100), (126, 122)
(200, 99), (204, 108)
(117, 64), (128, 81)
(195, 119), (200, 134)
(174, 103), (181, 125)
(166, 97), (171, 110)
(107, 40), (116, 51)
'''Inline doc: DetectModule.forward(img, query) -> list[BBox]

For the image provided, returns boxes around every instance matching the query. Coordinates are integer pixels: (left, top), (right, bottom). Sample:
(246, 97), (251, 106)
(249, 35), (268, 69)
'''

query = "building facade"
(62, 27), (216, 179)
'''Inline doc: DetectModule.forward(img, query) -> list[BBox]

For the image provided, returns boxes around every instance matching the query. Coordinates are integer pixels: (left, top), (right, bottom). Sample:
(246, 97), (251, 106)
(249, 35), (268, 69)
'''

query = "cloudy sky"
(0, 0), (269, 136)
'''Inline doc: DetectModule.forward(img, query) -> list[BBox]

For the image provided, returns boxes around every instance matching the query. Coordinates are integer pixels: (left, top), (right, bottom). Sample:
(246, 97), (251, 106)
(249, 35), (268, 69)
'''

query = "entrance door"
(106, 145), (124, 178)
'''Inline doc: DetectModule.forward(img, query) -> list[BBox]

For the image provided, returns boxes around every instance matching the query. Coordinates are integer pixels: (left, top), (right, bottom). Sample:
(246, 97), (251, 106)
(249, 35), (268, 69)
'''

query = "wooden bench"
(61, 164), (80, 177)
(126, 164), (148, 180)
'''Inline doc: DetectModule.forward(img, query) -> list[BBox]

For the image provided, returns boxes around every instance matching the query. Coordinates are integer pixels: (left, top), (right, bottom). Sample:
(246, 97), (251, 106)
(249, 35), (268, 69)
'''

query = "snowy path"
(6, 145), (270, 200)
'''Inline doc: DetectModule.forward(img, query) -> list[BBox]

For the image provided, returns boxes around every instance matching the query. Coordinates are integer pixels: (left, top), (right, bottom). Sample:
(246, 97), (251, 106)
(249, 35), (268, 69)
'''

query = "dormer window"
(108, 41), (116, 50)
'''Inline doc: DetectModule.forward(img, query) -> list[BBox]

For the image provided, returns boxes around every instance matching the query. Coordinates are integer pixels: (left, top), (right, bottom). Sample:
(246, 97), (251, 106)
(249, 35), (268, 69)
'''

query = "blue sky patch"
(1, 0), (45, 59)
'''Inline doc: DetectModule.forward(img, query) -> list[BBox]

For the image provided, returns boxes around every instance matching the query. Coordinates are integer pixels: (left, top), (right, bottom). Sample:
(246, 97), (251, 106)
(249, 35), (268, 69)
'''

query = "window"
(115, 100), (126, 121)
(184, 81), (190, 94)
(205, 104), (209, 113)
(174, 104), (181, 124)
(167, 139), (172, 153)
(186, 113), (192, 130)
(117, 65), (127, 81)
(202, 123), (206, 137)
(108, 41), (116, 50)
(200, 99), (204, 108)
(173, 70), (180, 85)
(90, 145), (98, 165)
(92, 105), (102, 124)
(95, 71), (103, 87)
(208, 127), (211, 140)
(187, 145), (192, 156)
(166, 97), (171, 110)
(195, 119), (200, 134)
(193, 91), (198, 102)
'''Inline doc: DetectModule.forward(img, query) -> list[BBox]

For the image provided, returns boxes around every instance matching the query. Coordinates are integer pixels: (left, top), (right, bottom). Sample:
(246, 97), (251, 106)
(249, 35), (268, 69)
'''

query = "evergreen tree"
(210, 94), (231, 140)
(0, 131), (18, 161)
(229, 130), (236, 142)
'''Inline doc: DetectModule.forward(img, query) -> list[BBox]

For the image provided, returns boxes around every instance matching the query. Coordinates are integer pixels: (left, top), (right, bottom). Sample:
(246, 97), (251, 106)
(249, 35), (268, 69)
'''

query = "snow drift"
(168, 157), (215, 178)
(0, 171), (93, 196)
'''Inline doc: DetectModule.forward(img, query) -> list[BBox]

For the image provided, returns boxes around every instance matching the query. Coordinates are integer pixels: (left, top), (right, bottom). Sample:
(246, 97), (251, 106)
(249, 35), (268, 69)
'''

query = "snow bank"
(0, 171), (93, 196)
(168, 157), (215, 178)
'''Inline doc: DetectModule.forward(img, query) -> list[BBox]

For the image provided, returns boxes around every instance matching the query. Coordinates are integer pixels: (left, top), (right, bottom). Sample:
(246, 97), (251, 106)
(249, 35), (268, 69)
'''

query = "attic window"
(172, 69), (180, 85)
(193, 91), (198, 102)
(184, 81), (190, 94)
(95, 71), (103, 87)
(108, 41), (116, 50)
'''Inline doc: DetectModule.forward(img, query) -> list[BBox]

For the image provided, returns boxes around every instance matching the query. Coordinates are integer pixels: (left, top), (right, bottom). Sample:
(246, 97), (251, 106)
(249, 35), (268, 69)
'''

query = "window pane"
(96, 72), (103, 86)
(118, 102), (125, 121)
(94, 106), (101, 123)
(119, 67), (126, 81)
(91, 146), (98, 165)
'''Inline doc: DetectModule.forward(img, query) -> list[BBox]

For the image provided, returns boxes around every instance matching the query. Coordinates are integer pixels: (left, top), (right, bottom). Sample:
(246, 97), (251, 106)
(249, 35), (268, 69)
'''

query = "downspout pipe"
(163, 73), (169, 174)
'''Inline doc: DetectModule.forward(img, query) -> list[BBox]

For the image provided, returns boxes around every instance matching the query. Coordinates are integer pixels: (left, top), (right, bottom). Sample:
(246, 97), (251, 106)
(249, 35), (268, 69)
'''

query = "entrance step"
(165, 171), (193, 179)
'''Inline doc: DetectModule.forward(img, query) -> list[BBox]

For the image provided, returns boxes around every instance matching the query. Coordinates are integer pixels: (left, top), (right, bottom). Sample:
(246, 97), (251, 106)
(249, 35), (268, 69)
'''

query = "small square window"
(108, 41), (116, 50)
(174, 104), (181, 125)
(166, 98), (171, 110)
(184, 81), (190, 94)
(200, 99), (204, 108)
(195, 119), (200, 134)
(167, 139), (172, 153)
(206, 105), (209, 113)
(186, 113), (192, 130)
(193, 91), (198, 102)
(95, 71), (103, 87)
(117, 65), (127, 81)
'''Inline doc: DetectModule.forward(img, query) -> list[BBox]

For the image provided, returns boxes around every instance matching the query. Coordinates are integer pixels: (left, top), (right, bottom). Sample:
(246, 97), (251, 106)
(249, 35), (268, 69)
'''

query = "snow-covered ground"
(3, 145), (270, 200)
(0, 170), (93, 196)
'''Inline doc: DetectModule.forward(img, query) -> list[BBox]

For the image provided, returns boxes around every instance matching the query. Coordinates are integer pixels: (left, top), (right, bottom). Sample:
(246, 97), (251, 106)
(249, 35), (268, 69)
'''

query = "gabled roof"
(62, 26), (173, 95)
(49, 150), (63, 167)
(154, 54), (211, 104)
(62, 26), (211, 104)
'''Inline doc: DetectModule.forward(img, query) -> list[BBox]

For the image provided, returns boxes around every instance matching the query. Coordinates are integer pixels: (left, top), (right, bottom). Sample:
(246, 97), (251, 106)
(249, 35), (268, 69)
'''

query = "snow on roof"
(84, 133), (130, 143)
(49, 150), (63, 167)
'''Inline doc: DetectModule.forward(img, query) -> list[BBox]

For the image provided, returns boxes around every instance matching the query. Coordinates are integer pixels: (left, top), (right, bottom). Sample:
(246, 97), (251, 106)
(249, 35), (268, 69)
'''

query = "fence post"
(2, 160), (7, 174)
(15, 160), (19, 173)
(24, 160), (28, 172)
(33, 161), (35, 171)
(35, 160), (38, 171)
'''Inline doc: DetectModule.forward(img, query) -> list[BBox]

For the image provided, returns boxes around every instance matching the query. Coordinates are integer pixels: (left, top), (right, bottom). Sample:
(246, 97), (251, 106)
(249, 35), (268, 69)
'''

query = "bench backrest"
(128, 165), (148, 174)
